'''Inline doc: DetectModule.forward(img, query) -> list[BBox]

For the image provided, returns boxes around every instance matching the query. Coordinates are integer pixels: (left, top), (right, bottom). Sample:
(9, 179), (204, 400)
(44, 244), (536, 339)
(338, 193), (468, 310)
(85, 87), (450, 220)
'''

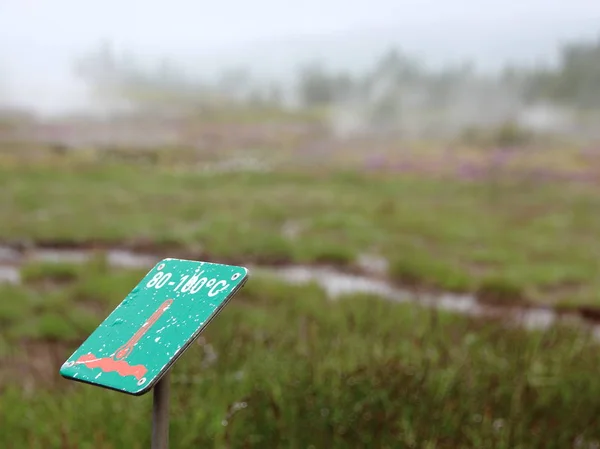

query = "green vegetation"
(1, 148), (599, 447)
(1, 262), (599, 448)
(2, 20), (600, 449)
(1, 163), (599, 309)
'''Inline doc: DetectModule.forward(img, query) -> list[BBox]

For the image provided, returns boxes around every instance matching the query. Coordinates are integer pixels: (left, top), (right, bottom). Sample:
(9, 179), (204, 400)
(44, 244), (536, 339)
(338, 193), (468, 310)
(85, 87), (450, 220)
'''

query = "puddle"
(0, 265), (20, 284)
(30, 249), (92, 265)
(0, 247), (159, 284)
(0, 246), (20, 263)
(264, 265), (407, 301)
(29, 248), (159, 269)
(0, 245), (597, 337)
(259, 265), (564, 332)
(106, 250), (160, 269)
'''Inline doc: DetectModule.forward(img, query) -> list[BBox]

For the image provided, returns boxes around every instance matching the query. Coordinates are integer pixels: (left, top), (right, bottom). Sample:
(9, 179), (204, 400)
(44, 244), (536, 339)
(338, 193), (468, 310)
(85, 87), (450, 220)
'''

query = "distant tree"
(74, 41), (212, 111)
(298, 63), (352, 107)
(371, 48), (422, 84)
(266, 82), (283, 106)
(217, 67), (253, 101)
(527, 34), (600, 108)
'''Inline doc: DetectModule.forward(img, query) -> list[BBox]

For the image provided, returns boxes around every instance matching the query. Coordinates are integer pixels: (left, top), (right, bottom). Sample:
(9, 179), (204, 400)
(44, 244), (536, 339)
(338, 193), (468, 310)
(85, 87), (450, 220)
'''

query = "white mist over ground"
(0, 0), (599, 120)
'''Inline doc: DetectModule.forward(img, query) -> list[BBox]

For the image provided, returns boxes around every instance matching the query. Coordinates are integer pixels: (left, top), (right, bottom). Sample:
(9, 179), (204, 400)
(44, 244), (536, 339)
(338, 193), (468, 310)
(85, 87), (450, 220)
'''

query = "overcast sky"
(1, 0), (598, 52)
(1, 0), (599, 114)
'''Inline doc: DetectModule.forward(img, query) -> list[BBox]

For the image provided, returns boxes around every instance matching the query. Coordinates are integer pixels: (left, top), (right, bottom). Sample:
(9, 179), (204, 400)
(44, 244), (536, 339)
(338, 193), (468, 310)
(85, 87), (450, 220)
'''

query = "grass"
(1, 147), (600, 447)
(1, 262), (600, 448)
(0, 161), (599, 309)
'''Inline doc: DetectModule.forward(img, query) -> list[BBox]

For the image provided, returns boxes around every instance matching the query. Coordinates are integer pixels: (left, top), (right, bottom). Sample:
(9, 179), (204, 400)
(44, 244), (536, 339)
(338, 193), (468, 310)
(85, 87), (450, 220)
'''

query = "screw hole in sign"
(231, 273), (240, 281)
(157, 264), (165, 271)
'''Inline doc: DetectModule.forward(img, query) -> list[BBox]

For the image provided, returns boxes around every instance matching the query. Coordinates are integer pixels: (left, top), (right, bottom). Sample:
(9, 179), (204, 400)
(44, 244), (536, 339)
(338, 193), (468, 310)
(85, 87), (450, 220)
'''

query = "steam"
(1, 26), (599, 143)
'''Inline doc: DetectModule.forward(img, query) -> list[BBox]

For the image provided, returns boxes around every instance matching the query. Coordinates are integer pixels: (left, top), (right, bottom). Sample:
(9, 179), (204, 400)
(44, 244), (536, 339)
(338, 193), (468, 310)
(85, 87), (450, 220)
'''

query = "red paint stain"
(76, 353), (147, 380)
(73, 299), (173, 383)
(114, 299), (173, 360)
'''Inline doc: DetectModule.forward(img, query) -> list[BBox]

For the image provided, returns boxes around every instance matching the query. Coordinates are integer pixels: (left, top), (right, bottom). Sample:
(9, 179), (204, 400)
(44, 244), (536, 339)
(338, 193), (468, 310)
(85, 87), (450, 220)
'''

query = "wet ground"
(1, 245), (598, 340)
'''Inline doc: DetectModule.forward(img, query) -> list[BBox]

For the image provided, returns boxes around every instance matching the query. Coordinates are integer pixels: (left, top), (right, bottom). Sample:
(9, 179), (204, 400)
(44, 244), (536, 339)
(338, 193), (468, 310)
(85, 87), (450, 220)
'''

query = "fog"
(1, 0), (599, 142)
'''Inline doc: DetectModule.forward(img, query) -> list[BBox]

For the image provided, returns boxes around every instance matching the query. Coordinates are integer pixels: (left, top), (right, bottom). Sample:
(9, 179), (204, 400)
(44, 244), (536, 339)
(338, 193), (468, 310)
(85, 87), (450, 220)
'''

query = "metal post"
(151, 372), (171, 449)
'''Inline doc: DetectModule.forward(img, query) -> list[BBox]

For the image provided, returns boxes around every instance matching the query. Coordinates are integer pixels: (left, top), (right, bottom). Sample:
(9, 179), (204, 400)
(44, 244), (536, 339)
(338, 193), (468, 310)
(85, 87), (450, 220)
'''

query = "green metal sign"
(60, 258), (248, 396)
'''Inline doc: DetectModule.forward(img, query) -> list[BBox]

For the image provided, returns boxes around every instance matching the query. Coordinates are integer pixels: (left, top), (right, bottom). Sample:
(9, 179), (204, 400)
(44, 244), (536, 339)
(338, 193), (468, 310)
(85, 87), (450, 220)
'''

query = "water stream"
(0, 246), (596, 338)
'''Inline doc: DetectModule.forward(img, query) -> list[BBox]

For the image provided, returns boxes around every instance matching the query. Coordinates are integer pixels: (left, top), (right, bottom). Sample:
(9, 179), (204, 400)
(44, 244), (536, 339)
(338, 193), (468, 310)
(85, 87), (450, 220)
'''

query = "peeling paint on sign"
(60, 258), (248, 395)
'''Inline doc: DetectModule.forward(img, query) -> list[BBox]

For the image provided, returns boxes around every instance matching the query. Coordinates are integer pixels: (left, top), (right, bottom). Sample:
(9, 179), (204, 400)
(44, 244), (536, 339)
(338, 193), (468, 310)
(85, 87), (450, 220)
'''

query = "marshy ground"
(1, 142), (600, 448)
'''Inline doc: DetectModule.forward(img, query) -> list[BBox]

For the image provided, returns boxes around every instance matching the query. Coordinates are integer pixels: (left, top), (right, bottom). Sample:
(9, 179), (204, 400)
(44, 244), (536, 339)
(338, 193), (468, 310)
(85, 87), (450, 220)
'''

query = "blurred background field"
(1, 2), (600, 448)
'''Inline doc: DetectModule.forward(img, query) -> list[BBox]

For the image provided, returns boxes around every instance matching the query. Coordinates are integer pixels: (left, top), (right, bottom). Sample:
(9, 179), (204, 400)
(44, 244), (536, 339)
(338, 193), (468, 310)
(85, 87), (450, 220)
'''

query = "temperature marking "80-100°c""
(144, 264), (241, 298)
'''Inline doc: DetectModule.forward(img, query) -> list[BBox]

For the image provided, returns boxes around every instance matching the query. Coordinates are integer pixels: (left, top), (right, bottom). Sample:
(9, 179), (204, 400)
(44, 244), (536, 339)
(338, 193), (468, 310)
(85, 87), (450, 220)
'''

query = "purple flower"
(456, 162), (483, 181)
(364, 155), (388, 171)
